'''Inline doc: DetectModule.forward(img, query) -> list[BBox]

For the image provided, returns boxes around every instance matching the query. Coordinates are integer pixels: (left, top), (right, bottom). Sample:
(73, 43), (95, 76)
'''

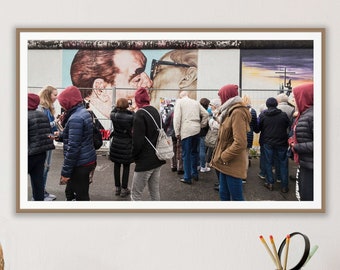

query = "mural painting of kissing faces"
(150, 49), (198, 104)
(70, 49), (152, 119)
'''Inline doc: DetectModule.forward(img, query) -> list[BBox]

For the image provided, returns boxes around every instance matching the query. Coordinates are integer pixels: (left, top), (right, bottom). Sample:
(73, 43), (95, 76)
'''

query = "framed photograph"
(17, 28), (325, 213)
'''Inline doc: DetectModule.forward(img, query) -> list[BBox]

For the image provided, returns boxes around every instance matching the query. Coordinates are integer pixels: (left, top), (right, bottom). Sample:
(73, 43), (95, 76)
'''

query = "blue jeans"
(259, 145), (266, 176)
(219, 173), (244, 201)
(263, 144), (288, 188)
(43, 150), (53, 189)
(181, 133), (200, 181)
(199, 137), (207, 168)
(273, 153), (281, 181)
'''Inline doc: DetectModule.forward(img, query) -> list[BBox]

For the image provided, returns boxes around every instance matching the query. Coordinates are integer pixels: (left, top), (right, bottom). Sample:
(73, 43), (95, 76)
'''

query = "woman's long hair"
(39, 85), (57, 116)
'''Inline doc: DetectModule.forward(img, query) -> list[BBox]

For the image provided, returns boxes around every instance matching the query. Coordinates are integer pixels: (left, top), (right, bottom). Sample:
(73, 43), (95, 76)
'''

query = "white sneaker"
(31, 196), (56, 201)
(44, 191), (57, 201)
(200, 167), (211, 172)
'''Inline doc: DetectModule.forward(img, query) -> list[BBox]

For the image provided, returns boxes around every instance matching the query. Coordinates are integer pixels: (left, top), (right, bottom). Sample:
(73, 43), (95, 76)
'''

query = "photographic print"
(17, 28), (325, 212)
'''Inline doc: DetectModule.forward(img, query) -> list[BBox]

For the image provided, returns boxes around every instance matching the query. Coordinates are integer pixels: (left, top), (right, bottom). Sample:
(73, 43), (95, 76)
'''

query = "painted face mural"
(150, 50), (198, 106)
(70, 49), (152, 119)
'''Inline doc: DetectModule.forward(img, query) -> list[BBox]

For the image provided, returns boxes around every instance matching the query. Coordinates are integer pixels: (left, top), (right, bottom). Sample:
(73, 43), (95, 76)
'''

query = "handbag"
(205, 128), (218, 148)
(93, 125), (103, 150)
(91, 113), (103, 150)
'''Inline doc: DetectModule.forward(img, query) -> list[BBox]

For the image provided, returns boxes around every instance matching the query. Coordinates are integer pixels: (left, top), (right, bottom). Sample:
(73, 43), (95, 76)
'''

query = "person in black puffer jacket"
(28, 93), (55, 201)
(109, 98), (135, 197)
(57, 86), (97, 201)
(290, 83), (314, 201)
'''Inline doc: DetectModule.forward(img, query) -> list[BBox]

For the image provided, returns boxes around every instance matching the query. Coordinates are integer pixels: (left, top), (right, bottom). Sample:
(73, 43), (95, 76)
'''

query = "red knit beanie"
(28, 93), (40, 110)
(58, 86), (83, 110)
(134, 87), (150, 108)
(218, 84), (239, 104)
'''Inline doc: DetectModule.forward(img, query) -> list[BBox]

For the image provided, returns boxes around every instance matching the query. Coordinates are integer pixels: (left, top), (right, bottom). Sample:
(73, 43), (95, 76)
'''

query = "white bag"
(141, 108), (174, 160)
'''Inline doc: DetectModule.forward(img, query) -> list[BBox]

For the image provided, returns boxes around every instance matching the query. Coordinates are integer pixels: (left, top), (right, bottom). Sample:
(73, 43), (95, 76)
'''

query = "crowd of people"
(27, 48), (313, 202)
(28, 81), (314, 202)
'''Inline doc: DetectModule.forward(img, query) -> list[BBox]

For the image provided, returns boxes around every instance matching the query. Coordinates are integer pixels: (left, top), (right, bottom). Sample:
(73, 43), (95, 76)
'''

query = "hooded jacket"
(258, 107), (290, 147)
(57, 86), (96, 177)
(211, 97), (251, 179)
(132, 105), (166, 171)
(28, 110), (55, 156)
(28, 93), (55, 156)
(292, 83), (314, 169)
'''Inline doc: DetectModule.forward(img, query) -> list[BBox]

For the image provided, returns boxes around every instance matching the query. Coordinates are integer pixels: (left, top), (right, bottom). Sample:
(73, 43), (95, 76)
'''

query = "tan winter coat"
(211, 102), (251, 179)
(173, 96), (209, 140)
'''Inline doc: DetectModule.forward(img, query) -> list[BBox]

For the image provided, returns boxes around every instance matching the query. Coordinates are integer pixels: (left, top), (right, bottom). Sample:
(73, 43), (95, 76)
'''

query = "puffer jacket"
(211, 102), (251, 179)
(109, 108), (135, 164)
(294, 106), (313, 170)
(60, 104), (97, 178)
(28, 110), (55, 156)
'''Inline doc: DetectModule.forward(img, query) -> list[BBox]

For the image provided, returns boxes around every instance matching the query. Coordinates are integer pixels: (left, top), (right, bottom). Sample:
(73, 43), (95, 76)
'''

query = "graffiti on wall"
(28, 40), (314, 134)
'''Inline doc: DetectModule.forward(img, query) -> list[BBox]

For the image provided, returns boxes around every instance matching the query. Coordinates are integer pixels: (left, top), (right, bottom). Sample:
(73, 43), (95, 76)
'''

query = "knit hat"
(57, 86), (83, 111)
(218, 84), (239, 104)
(134, 87), (150, 108)
(28, 93), (40, 110)
(266, 97), (278, 108)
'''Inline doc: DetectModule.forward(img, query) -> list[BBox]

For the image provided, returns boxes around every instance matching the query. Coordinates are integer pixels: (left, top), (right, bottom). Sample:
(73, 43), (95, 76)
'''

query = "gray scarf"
(218, 96), (243, 122)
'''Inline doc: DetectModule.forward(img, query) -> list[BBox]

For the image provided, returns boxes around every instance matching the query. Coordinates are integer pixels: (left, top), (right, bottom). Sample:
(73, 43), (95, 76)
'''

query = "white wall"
(28, 50), (63, 89)
(1, 1), (339, 269)
(197, 49), (240, 101)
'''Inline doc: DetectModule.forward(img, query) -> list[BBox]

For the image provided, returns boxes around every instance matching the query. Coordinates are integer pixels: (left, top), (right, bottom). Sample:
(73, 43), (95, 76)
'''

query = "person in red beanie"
(211, 84), (251, 201)
(28, 93), (55, 201)
(289, 82), (314, 201)
(131, 87), (166, 200)
(57, 86), (97, 201)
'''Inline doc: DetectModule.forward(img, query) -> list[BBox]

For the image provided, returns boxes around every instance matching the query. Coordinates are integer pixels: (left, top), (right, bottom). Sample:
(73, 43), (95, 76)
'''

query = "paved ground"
(28, 148), (298, 202)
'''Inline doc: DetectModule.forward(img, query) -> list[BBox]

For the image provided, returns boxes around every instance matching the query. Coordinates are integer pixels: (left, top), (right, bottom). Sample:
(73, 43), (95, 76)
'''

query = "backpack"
(204, 128), (218, 148)
(140, 108), (174, 161)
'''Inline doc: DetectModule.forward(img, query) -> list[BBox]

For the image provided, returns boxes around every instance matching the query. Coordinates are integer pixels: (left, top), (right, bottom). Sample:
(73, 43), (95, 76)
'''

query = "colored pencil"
(304, 245), (319, 266)
(283, 234), (290, 270)
(270, 235), (282, 270)
(259, 235), (278, 268)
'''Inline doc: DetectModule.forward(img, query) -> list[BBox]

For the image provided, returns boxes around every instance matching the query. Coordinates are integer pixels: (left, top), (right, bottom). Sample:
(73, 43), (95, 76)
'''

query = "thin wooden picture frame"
(17, 28), (325, 213)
